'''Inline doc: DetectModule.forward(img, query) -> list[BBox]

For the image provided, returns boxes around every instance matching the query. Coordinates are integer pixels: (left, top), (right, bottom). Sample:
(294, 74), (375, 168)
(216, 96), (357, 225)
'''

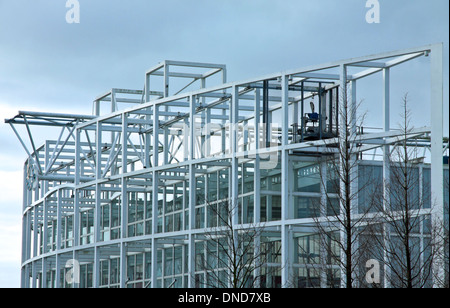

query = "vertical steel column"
(382, 67), (391, 288)
(42, 200), (48, 256)
(301, 82), (305, 142)
(121, 114), (129, 239)
(72, 250), (79, 288)
(120, 242), (127, 288)
(55, 253), (61, 288)
(164, 61), (170, 98)
(56, 189), (62, 250)
(20, 214), (27, 288)
(318, 82), (323, 140)
(339, 64), (348, 288)
(231, 86), (239, 226)
(94, 99), (100, 116)
(335, 87), (339, 136)
(281, 75), (293, 287)
(93, 246), (100, 288)
(23, 211), (31, 287)
(253, 88), (262, 288)
(42, 257), (47, 288)
(430, 43), (444, 288)
(145, 73), (151, 103)
(34, 175), (40, 203)
(122, 113), (129, 174)
(188, 94), (196, 288)
(44, 140), (50, 194)
(230, 85), (240, 287)
(201, 76), (206, 163)
(153, 106), (160, 168)
(22, 162), (28, 212)
(320, 161), (328, 288)
(92, 118), (102, 288)
(263, 80), (270, 148)
(21, 209), (28, 266)
(419, 165), (425, 285)
(94, 181), (102, 242)
(150, 237), (158, 288)
(222, 67), (227, 87)
(205, 108), (211, 158)
(56, 190), (62, 286)
(254, 88), (261, 224)
(93, 150), (102, 288)
(145, 108), (151, 168)
(291, 76), (299, 143)
(151, 104), (160, 288)
(26, 211), (31, 262)
(350, 80), (357, 136)
(183, 117), (189, 161)
(329, 89), (333, 133)
(21, 265), (27, 288)
(31, 260), (37, 288)
(33, 207), (38, 258)
(121, 180), (128, 240)
(111, 89), (117, 146)
(382, 69), (390, 136)
(164, 128), (169, 164)
(187, 229), (195, 288)
(26, 211), (31, 261)
(111, 89), (117, 114)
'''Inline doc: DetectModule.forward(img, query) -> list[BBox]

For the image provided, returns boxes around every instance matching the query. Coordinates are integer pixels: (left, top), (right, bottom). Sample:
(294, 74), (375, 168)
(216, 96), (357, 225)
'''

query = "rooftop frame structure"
(6, 44), (448, 288)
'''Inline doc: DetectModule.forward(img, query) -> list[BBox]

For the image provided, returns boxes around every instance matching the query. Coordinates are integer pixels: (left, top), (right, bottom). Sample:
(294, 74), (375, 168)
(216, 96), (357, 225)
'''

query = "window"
(294, 196), (321, 219)
(80, 209), (94, 245)
(128, 192), (145, 237)
(100, 198), (121, 242)
(294, 163), (321, 193)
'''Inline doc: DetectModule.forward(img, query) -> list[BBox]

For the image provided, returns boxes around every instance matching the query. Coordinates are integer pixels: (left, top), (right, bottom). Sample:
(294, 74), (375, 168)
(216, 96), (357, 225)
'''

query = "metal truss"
(6, 44), (447, 288)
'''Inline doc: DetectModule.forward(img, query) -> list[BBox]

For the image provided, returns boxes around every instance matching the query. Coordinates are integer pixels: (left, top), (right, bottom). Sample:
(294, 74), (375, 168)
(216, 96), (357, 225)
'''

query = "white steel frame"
(6, 44), (447, 288)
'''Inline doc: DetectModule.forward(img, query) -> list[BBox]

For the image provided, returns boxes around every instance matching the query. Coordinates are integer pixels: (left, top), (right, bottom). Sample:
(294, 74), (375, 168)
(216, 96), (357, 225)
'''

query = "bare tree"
(435, 165), (449, 287)
(194, 199), (280, 288)
(302, 87), (377, 288)
(445, 170), (449, 288)
(367, 94), (439, 288)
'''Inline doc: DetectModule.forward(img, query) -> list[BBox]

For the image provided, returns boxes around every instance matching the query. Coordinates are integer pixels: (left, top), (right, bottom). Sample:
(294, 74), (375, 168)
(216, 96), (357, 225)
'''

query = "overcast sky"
(0, 0), (448, 288)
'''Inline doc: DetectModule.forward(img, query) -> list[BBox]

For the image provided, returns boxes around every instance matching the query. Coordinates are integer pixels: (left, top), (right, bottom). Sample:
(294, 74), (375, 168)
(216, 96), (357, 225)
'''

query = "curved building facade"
(8, 45), (448, 288)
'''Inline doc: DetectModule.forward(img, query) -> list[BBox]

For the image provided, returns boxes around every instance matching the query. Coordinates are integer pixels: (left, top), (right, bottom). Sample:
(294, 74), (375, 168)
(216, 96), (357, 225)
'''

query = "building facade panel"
(7, 46), (448, 288)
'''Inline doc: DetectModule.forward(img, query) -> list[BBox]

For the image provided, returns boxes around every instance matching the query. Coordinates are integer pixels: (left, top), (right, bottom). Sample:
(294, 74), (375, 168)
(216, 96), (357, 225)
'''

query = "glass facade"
(21, 156), (447, 288)
(14, 52), (448, 288)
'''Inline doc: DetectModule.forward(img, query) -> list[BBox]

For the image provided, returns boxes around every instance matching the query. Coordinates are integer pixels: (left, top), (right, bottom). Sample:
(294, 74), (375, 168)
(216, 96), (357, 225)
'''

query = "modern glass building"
(6, 44), (448, 288)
